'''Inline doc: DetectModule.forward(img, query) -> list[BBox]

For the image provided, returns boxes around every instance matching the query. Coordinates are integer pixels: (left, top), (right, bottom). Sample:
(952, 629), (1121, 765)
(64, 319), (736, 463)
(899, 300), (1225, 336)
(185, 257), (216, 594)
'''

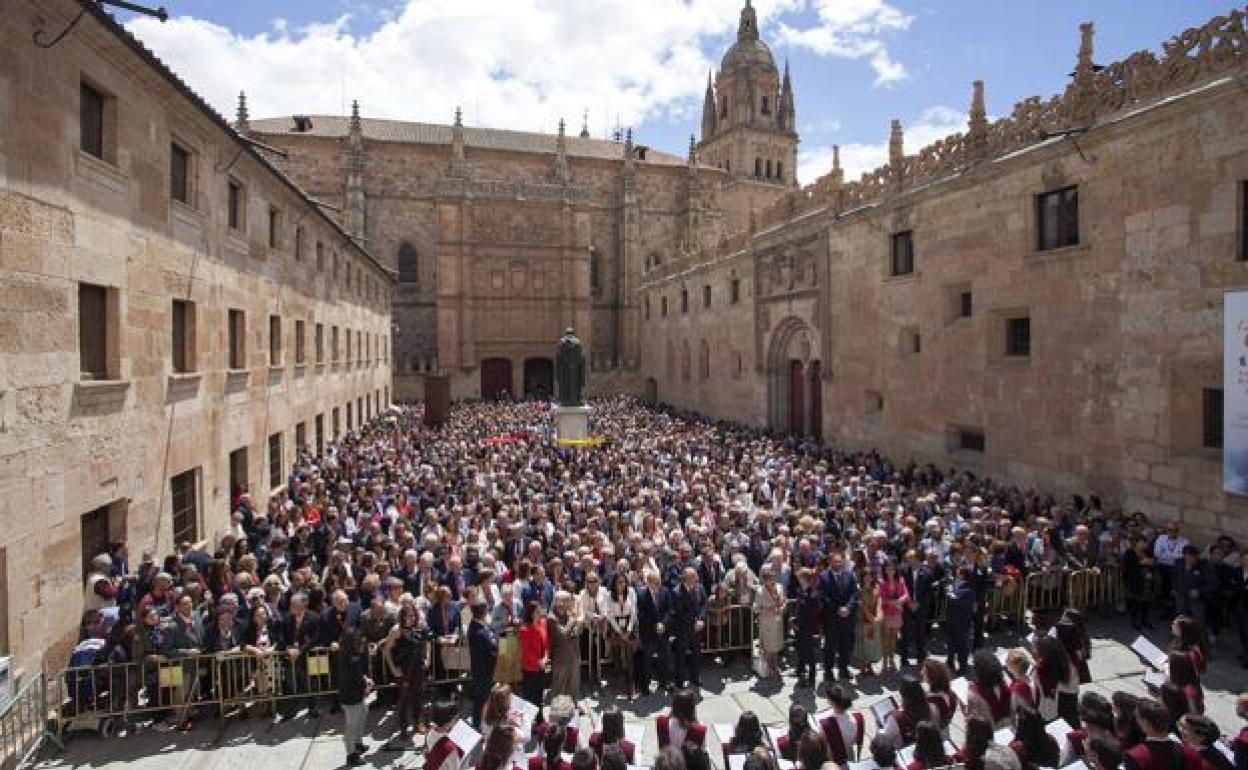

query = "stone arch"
(765, 316), (822, 436)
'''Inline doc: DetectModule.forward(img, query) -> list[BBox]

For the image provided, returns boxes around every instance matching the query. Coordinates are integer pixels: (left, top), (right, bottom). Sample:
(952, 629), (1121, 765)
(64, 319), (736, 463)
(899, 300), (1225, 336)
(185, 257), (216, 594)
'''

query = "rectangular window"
(268, 207), (281, 249)
(316, 241), (325, 272)
(332, 407), (340, 438)
(1036, 186), (1079, 251)
(332, 326), (340, 362)
(960, 291), (973, 318)
(1005, 317), (1031, 357)
(958, 428), (986, 453)
(890, 230), (914, 276)
(703, 285), (712, 308)
(315, 323), (325, 363)
(347, 402), (354, 431)
(644, 296), (651, 321)
(661, 297), (668, 317)
(78, 283), (109, 380)
(295, 320), (306, 364)
(171, 299), (195, 373)
(80, 504), (114, 581)
(294, 225), (305, 262)
(170, 143), (191, 204)
(170, 468), (199, 545)
(268, 432), (283, 489)
(730, 278), (740, 304)
(228, 447), (248, 499)
(315, 414), (325, 455)
(295, 421), (306, 452)
(680, 289), (689, 314)
(1204, 387), (1224, 449)
(228, 308), (246, 369)
(347, 329), (354, 362)
(269, 315), (282, 365)
(80, 81), (106, 160)
(227, 179), (243, 230)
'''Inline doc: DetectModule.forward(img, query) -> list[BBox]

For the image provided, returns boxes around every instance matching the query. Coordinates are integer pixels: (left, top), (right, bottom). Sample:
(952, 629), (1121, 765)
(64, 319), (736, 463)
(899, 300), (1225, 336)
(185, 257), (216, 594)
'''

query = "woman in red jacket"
(518, 601), (549, 722)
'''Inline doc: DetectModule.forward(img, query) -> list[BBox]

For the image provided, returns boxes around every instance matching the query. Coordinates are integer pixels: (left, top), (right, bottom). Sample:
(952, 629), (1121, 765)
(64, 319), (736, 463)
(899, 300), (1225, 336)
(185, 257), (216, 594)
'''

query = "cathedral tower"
(698, 0), (799, 232)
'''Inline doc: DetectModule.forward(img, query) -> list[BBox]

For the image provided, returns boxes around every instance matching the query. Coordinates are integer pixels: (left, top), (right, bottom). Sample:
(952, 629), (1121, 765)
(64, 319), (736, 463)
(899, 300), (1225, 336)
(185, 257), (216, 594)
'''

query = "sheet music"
(994, 727), (1014, 745)
(765, 725), (796, 770)
(728, 755), (747, 770)
(449, 720), (482, 752)
(510, 694), (539, 737)
(1129, 635), (1169, 670)
(897, 746), (914, 766)
(1142, 671), (1166, 688)
(1216, 739), (1235, 763)
(848, 762), (879, 770)
(950, 677), (970, 704)
(625, 724), (646, 747)
(1060, 761), (1089, 770)
(871, 696), (898, 727)
(1044, 719), (1071, 752)
(716, 723), (737, 746)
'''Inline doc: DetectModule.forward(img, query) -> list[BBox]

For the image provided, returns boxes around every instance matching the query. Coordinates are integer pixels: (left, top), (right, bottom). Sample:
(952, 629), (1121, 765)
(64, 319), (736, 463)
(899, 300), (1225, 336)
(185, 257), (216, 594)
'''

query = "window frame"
(170, 141), (192, 205)
(1005, 316), (1032, 358)
(227, 178), (245, 231)
(171, 298), (196, 374)
(78, 283), (113, 380)
(890, 229), (915, 276)
(227, 308), (246, 370)
(170, 468), (199, 544)
(269, 314), (283, 366)
(1036, 185), (1079, 251)
(80, 80), (108, 162)
(1203, 387), (1224, 450)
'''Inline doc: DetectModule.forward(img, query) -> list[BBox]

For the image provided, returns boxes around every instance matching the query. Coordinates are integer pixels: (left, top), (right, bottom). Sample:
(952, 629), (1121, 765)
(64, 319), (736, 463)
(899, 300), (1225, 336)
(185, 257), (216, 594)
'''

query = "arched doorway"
(766, 317), (822, 437)
(480, 358), (513, 400)
(523, 357), (554, 400)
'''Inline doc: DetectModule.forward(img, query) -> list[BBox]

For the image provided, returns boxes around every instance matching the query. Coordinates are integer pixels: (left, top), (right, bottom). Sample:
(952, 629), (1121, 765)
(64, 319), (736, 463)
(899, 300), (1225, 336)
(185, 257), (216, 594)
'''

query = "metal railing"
(0, 672), (53, 770)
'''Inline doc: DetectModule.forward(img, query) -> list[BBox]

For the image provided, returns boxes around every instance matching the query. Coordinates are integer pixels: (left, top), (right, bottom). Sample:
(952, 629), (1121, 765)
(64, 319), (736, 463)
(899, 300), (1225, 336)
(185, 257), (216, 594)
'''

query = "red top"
(519, 620), (548, 673)
(1009, 677), (1036, 708)
(527, 758), (571, 770)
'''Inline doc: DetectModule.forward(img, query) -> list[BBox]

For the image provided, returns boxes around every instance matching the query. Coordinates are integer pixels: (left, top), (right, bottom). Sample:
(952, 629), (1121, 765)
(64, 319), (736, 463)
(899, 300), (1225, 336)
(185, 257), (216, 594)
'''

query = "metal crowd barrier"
(0, 674), (50, 770)
(702, 604), (755, 655)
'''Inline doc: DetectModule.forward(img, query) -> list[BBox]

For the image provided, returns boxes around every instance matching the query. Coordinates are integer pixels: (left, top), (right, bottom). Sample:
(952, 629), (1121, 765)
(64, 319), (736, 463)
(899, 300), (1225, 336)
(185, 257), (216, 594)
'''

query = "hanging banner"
(1223, 289), (1248, 495)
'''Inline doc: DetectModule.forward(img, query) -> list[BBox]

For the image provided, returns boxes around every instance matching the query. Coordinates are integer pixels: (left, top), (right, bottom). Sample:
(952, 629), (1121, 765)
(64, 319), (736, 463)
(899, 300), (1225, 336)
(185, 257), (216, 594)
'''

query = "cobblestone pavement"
(36, 617), (1246, 770)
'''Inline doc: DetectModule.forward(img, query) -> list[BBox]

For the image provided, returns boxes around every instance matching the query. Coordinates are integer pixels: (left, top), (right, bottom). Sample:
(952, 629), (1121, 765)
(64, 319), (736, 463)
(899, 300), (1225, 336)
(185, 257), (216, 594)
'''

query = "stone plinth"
(553, 405), (591, 442)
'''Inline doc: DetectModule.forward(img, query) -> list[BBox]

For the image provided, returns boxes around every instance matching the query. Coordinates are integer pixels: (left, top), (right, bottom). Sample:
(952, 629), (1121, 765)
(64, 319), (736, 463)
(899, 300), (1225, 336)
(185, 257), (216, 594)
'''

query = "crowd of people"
(71, 397), (1248, 769)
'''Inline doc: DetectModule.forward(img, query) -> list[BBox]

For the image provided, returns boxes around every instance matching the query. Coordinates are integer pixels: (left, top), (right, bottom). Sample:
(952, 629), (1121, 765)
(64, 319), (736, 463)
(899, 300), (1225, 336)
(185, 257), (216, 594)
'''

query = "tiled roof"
(249, 115), (690, 167)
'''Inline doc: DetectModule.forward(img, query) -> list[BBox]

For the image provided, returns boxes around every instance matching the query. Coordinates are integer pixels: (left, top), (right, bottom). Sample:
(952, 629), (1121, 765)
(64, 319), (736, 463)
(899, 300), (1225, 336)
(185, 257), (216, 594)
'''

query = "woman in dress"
(879, 560), (909, 673)
(605, 572), (639, 700)
(547, 591), (583, 705)
(854, 571), (883, 676)
(753, 567), (786, 677)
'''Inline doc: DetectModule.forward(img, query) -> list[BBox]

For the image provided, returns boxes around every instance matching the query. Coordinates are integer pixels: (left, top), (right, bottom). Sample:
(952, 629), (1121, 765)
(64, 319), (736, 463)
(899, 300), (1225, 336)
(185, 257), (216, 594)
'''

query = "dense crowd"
(73, 398), (1248, 770)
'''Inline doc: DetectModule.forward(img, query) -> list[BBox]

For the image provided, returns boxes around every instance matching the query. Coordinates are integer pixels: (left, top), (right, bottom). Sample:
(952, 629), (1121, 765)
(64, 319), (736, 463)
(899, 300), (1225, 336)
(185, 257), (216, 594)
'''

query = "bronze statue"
(555, 327), (585, 406)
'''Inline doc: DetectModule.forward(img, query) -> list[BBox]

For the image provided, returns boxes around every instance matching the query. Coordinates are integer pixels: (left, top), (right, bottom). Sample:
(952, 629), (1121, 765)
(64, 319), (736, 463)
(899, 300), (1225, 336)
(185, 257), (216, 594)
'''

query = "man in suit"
(944, 566), (975, 676)
(282, 592), (322, 718)
(637, 568), (673, 693)
(820, 551), (858, 682)
(671, 567), (707, 688)
(899, 548), (935, 667)
(1174, 545), (1217, 636)
(320, 589), (361, 713)
(467, 602), (498, 727)
(794, 567), (823, 687)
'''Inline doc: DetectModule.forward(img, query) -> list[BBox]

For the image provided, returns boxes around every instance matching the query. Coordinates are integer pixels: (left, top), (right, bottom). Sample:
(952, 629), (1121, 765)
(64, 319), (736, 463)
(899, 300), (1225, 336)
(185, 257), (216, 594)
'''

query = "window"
(80, 81), (107, 160)
(171, 299), (195, 373)
(347, 402), (354, 430)
(332, 326), (340, 362)
(315, 323), (325, 364)
(315, 414), (325, 455)
(228, 308), (246, 369)
(268, 432), (284, 489)
(332, 407), (340, 438)
(295, 422), (306, 452)
(1005, 316), (1031, 357)
(398, 242), (419, 283)
(661, 297), (668, 317)
(294, 225), (305, 262)
(765, 160), (772, 178)
(316, 241), (325, 272)
(295, 320), (306, 364)
(754, 157), (762, 177)
(760, 95), (770, 115)
(776, 162), (783, 182)
(703, 285), (712, 309)
(1204, 387), (1224, 449)
(268, 207), (281, 249)
(1036, 186), (1079, 251)
(960, 291), (973, 318)
(170, 143), (191, 204)
(170, 468), (199, 544)
(228, 447), (248, 498)
(911, 332), (921, 355)
(680, 289), (689, 314)
(78, 283), (110, 380)
(957, 428), (986, 453)
(644, 296), (651, 321)
(269, 315), (282, 366)
(227, 179), (244, 230)
(80, 504), (116, 582)
(730, 277), (741, 304)
(346, 328), (353, 363)
(890, 230), (914, 276)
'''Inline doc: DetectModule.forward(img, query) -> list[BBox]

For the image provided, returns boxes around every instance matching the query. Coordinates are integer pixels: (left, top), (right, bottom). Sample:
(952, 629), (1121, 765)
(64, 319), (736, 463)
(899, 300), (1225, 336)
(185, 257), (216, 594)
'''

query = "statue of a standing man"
(555, 327), (585, 407)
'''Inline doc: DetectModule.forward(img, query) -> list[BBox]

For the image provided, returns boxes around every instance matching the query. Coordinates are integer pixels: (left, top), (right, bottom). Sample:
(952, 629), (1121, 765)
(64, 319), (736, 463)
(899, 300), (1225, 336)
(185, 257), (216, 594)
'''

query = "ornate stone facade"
(640, 8), (1248, 541)
(0, 0), (394, 673)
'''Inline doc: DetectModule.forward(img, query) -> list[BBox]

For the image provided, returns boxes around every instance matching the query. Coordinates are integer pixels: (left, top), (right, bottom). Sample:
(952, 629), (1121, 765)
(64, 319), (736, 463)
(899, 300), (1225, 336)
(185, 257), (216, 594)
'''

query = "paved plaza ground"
(35, 616), (1246, 770)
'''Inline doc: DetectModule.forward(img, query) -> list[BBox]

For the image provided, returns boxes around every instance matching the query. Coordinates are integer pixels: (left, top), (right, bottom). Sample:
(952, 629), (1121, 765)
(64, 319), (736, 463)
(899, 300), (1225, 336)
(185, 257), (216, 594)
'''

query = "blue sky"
(122, 0), (1237, 184)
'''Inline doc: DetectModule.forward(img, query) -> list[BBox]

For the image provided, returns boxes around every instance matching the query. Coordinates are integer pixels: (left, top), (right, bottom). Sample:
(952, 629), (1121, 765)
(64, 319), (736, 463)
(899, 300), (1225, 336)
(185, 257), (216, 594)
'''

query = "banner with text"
(1224, 289), (1248, 495)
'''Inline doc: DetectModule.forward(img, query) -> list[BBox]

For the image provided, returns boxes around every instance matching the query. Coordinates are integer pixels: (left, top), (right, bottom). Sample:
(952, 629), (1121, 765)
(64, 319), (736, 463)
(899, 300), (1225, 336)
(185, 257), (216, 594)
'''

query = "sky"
(119, 0), (1236, 186)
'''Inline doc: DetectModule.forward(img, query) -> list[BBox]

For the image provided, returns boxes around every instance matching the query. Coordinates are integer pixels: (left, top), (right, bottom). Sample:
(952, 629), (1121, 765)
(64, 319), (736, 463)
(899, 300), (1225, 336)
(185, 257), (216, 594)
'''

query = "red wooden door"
(789, 359), (804, 435)
(480, 358), (513, 400)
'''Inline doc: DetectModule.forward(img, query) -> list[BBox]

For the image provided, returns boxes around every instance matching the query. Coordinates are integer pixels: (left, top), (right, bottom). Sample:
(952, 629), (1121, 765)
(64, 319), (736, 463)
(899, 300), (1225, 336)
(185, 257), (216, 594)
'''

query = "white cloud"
(127, 0), (813, 137)
(777, 0), (912, 85)
(796, 105), (967, 187)
(126, 0), (910, 142)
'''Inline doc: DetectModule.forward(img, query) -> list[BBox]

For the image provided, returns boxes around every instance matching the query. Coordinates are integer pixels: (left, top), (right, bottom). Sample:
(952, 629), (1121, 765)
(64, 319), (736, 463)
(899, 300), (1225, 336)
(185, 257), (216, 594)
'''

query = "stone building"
(248, 0), (796, 403)
(640, 13), (1248, 540)
(0, 0), (394, 673)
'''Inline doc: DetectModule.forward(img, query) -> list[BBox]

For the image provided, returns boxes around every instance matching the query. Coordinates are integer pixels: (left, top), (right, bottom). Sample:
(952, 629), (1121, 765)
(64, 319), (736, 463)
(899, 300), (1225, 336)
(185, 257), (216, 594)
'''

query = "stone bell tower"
(697, 0), (799, 233)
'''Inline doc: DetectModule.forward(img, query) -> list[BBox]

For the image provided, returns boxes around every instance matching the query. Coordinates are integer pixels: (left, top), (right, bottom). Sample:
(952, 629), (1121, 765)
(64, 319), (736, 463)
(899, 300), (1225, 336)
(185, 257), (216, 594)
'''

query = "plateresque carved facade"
(641, 11), (1248, 542)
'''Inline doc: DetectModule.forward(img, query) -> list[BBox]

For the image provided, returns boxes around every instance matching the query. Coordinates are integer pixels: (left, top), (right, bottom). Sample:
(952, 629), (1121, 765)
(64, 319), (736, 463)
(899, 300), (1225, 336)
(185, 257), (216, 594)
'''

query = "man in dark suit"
(282, 592), (323, 718)
(320, 589), (360, 648)
(670, 567), (707, 688)
(944, 566), (975, 676)
(1173, 545), (1217, 632)
(794, 567), (823, 687)
(899, 549), (935, 666)
(819, 552), (858, 681)
(637, 569), (673, 693)
(467, 602), (498, 726)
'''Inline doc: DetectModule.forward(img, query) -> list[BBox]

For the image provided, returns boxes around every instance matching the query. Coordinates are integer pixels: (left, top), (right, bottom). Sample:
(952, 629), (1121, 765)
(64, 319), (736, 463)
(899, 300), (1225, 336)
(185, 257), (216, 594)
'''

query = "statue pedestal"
(553, 405), (591, 442)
